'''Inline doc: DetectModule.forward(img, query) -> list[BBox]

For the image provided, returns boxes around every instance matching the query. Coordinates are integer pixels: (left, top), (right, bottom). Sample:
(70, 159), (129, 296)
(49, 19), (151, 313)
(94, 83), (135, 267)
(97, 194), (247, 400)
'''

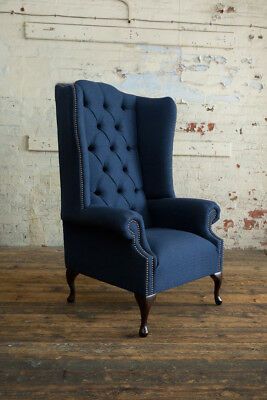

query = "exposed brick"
(223, 219), (234, 231)
(248, 210), (267, 219)
(243, 219), (259, 230)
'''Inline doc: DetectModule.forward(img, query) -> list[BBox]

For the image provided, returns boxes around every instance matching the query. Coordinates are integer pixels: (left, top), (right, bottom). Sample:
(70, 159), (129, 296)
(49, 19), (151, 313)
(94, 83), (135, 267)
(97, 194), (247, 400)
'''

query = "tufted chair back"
(56, 80), (177, 227)
(74, 80), (149, 222)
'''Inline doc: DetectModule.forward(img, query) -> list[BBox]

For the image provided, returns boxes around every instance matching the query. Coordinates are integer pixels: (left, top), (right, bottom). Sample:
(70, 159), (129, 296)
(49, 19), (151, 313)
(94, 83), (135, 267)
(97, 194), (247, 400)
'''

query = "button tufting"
(131, 206), (136, 211)
(121, 104), (126, 110)
(88, 144), (95, 151)
(126, 145), (131, 151)
(134, 188), (139, 193)
(117, 188), (123, 194)
(110, 144), (115, 151)
(97, 123), (101, 129)
(123, 166), (128, 173)
(94, 190), (101, 196)
(103, 103), (108, 109)
(103, 166), (108, 172)
(115, 124), (120, 130)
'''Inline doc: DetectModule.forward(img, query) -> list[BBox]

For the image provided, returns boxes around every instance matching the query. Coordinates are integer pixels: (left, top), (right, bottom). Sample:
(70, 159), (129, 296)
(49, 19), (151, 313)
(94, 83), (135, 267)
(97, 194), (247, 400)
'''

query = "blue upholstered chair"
(55, 80), (223, 337)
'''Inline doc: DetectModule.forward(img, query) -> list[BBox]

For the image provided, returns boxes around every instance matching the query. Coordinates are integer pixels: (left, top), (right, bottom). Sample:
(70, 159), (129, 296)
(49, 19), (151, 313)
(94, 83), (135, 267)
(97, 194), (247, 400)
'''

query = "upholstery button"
(103, 166), (108, 172)
(115, 124), (120, 130)
(97, 123), (101, 129)
(110, 145), (115, 151)
(121, 104), (126, 110)
(84, 100), (89, 107)
(103, 103), (107, 109)
(123, 166), (128, 173)
(134, 188), (139, 193)
(131, 206), (136, 211)
(126, 145), (131, 151)
(88, 144), (95, 151)
(94, 190), (101, 196)
(117, 188), (123, 194)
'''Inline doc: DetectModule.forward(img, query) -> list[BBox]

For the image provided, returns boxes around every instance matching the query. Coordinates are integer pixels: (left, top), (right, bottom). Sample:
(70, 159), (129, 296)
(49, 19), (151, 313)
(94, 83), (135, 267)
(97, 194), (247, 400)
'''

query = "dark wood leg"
(66, 268), (79, 303)
(210, 272), (223, 305)
(134, 293), (156, 337)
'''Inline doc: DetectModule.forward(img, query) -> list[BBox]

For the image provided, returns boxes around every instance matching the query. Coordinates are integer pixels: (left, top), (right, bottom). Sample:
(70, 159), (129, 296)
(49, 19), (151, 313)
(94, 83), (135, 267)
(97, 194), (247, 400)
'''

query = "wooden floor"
(0, 248), (266, 399)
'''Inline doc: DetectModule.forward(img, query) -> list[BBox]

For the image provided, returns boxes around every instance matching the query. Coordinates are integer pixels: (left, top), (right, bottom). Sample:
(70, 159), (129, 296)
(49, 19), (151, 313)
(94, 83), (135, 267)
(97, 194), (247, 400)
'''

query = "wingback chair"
(55, 80), (223, 337)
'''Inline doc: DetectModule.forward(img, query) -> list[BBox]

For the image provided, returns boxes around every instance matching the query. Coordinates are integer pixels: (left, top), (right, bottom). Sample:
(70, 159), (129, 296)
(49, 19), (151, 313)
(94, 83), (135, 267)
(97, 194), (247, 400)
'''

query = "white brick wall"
(0, 0), (266, 248)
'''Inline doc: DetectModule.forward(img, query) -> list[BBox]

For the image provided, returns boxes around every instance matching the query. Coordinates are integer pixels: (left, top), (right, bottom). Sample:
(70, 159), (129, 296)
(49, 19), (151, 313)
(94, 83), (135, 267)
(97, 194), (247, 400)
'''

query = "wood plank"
(24, 22), (234, 49)
(173, 140), (231, 157)
(28, 136), (58, 152)
(0, 247), (266, 398)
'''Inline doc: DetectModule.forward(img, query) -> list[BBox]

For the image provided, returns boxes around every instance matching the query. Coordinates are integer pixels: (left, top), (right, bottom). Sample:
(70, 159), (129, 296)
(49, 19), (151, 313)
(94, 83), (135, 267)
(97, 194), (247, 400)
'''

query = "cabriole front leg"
(134, 293), (156, 337)
(210, 272), (223, 305)
(66, 268), (79, 303)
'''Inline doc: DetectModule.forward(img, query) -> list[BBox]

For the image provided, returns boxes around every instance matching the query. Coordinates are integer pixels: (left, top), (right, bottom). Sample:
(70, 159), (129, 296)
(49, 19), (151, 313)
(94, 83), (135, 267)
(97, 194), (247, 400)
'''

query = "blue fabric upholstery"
(136, 97), (177, 199)
(55, 80), (223, 297)
(146, 228), (219, 292)
(63, 222), (154, 296)
(74, 80), (150, 224)
(148, 198), (223, 270)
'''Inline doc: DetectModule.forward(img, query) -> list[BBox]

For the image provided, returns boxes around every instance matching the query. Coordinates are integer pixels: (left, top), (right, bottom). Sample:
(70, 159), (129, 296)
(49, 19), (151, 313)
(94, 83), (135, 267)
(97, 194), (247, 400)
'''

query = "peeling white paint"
(241, 57), (252, 64)
(119, 71), (241, 103)
(0, 0), (266, 249)
(202, 55), (227, 64)
(249, 80), (264, 91)
(186, 64), (209, 72)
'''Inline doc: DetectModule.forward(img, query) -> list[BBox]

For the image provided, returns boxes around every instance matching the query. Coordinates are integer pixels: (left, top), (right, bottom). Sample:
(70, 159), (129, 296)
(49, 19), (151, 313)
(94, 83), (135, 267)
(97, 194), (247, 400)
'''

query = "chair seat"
(146, 228), (219, 292)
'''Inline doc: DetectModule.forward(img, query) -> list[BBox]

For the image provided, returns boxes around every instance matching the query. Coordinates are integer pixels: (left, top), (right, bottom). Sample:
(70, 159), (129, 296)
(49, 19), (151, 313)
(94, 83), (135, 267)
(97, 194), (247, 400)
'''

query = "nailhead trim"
(72, 83), (153, 294)
(128, 219), (154, 296)
(208, 209), (224, 272)
(72, 84), (84, 209)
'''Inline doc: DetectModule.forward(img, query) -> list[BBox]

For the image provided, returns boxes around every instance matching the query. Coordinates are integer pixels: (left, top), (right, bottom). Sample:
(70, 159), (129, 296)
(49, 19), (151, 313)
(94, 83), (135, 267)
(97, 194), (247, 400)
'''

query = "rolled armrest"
(148, 198), (221, 246)
(62, 206), (155, 260)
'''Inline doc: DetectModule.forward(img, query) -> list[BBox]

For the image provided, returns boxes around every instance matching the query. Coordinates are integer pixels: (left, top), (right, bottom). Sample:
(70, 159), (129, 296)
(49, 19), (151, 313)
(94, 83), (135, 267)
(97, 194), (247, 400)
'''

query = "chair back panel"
(75, 80), (149, 222)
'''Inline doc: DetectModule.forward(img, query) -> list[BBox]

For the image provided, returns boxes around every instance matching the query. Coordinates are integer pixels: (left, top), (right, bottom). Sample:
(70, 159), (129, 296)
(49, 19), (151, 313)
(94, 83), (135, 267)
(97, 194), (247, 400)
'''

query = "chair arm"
(62, 206), (155, 260)
(148, 198), (221, 247)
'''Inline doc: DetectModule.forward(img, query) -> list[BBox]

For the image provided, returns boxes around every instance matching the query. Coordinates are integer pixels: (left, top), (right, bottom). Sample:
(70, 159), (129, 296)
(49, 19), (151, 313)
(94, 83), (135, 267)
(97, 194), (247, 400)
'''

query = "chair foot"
(134, 293), (156, 337)
(210, 272), (223, 305)
(66, 268), (79, 303)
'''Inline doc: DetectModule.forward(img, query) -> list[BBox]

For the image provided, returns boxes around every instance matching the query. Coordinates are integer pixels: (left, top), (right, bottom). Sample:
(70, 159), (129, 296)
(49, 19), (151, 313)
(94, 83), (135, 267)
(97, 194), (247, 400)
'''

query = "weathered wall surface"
(0, 0), (266, 248)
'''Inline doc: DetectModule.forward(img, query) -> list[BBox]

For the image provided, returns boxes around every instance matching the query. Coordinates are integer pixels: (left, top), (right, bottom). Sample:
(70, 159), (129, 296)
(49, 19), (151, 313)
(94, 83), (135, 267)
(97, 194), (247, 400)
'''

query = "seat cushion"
(146, 228), (219, 293)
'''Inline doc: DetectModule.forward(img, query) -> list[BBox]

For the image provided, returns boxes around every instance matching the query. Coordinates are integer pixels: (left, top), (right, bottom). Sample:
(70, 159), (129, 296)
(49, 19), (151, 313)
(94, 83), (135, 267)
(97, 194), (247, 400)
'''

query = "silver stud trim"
(72, 84), (84, 209)
(128, 219), (154, 296)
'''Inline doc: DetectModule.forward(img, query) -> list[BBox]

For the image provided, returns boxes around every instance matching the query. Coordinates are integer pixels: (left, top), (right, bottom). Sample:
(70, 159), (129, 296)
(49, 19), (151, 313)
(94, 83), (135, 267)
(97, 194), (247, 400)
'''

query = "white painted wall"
(0, 0), (266, 248)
